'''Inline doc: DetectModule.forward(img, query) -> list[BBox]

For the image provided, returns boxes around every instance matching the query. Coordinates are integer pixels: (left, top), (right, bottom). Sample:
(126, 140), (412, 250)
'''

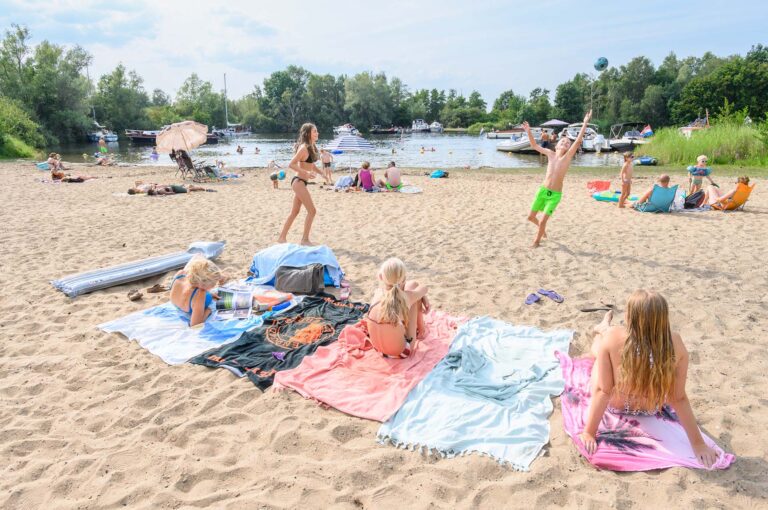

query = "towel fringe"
(376, 434), (531, 471)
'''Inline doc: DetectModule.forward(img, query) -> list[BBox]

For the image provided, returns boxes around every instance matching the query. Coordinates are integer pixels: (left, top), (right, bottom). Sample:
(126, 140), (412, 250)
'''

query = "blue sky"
(1, 0), (766, 104)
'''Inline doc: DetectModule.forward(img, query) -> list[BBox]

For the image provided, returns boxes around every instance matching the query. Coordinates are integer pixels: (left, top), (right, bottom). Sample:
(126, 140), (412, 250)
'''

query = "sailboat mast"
(224, 73), (229, 127)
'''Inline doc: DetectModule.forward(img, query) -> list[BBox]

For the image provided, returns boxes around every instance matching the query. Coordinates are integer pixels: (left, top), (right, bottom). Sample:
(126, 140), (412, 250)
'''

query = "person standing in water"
(523, 109), (592, 248)
(277, 123), (320, 245)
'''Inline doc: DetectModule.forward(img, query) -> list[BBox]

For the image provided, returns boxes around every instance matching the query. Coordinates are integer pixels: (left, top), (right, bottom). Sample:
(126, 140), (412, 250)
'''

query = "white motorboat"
(558, 123), (608, 152)
(609, 122), (648, 152)
(496, 131), (540, 153)
(429, 121), (444, 133)
(212, 124), (252, 138)
(411, 119), (430, 133)
(333, 123), (360, 136)
(87, 123), (118, 142)
(486, 129), (524, 139)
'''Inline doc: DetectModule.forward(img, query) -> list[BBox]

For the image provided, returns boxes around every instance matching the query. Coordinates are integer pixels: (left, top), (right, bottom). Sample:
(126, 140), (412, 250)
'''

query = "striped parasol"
(323, 134), (374, 152)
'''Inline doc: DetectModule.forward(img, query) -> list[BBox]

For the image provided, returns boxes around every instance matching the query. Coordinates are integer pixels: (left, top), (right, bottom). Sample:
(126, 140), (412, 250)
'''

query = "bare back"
(598, 325), (686, 412)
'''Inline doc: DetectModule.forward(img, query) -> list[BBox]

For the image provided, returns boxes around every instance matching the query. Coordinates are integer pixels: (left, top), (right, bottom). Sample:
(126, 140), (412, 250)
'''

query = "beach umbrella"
(156, 120), (208, 153)
(323, 134), (375, 152)
(323, 134), (375, 171)
(540, 119), (569, 128)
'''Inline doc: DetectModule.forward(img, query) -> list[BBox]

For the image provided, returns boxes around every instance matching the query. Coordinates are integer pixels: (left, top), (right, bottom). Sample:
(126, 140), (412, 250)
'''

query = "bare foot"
(593, 310), (614, 335)
(531, 240), (541, 248)
(276, 237), (287, 244)
(300, 239), (315, 246)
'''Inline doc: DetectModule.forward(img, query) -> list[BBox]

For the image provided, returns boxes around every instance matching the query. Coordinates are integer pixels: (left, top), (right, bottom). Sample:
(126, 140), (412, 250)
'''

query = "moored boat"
(486, 128), (524, 139)
(559, 123), (608, 152)
(429, 121), (444, 133)
(496, 130), (541, 153)
(609, 122), (648, 152)
(333, 123), (359, 136)
(411, 119), (430, 133)
(125, 129), (219, 145)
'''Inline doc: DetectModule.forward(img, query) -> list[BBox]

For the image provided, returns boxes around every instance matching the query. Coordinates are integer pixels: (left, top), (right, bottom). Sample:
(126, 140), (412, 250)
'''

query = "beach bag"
(671, 188), (686, 211)
(684, 190), (705, 209)
(275, 264), (325, 295)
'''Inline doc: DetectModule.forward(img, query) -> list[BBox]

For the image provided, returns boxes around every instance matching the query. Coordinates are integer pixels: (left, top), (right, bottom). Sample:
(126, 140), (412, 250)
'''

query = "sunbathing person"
(169, 255), (226, 326)
(703, 176), (750, 209)
(49, 154), (97, 182)
(366, 258), (429, 358)
(633, 174), (670, 208)
(377, 161), (402, 190)
(578, 290), (722, 468)
(146, 184), (208, 195)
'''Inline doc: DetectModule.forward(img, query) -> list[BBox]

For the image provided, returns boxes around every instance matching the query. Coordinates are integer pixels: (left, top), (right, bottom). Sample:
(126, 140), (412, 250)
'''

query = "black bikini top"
(303, 145), (318, 163)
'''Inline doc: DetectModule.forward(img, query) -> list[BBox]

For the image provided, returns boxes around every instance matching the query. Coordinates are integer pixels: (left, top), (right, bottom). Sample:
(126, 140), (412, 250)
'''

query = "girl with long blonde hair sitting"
(366, 258), (430, 358)
(579, 290), (722, 467)
(169, 256), (226, 327)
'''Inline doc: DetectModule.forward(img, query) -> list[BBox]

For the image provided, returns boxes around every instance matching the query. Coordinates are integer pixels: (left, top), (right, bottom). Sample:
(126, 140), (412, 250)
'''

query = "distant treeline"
(1, 23), (767, 157)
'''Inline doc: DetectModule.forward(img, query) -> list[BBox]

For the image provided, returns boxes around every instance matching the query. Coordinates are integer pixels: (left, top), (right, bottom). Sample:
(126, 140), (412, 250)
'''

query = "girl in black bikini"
(278, 123), (320, 245)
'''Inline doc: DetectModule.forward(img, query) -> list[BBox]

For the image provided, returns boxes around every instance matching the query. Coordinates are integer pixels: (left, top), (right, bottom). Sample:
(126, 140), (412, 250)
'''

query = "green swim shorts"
(530, 186), (562, 216)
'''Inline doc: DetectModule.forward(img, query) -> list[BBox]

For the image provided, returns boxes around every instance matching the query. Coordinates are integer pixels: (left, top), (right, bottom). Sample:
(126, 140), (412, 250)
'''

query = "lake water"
(55, 132), (625, 169)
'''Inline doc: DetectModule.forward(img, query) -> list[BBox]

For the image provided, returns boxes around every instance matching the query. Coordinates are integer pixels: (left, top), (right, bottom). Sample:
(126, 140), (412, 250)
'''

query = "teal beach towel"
(378, 317), (572, 470)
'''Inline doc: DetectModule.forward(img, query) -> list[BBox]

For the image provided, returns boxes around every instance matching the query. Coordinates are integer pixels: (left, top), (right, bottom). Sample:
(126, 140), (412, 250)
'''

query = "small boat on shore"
(486, 128), (524, 139)
(559, 123), (608, 152)
(411, 119), (430, 133)
(370, 125), (401, 135)
(429, 121), (444, 133)
(496, 131), (541, 153)
(609, 122), (648, 152)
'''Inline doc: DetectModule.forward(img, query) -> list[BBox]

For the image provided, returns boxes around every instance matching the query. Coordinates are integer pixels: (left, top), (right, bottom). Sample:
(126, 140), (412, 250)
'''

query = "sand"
(0, 161), (765, 509)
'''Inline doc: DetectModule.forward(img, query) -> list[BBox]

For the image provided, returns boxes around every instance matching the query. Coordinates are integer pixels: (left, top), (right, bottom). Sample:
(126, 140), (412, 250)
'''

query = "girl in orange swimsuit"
(366, 258), (430, 358)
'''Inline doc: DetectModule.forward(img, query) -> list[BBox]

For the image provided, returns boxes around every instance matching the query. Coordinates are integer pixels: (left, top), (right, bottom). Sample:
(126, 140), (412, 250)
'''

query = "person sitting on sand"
(366, 258), (430, 359)
(96, 154), (115, 166)
(357, 161), (377, 191)
(633, 174), (670, 209)
(578, 290), (723, 468)
(48, 153), (96, 182)
(687, 155), (716, 195)
(169, 255), (227, 326)
(703, 176), (750, 209)
(377, 161), (402, 190)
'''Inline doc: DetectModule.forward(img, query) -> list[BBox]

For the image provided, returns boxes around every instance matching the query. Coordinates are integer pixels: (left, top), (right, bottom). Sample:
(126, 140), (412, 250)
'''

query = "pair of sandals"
(525, 289), (564, 305)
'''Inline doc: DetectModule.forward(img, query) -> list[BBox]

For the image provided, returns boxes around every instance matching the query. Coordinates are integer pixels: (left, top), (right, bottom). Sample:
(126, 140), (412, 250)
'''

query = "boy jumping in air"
(523, 109), (592, 247)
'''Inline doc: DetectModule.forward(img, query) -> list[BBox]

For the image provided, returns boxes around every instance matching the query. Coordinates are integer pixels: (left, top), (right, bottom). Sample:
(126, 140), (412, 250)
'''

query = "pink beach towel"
(273, 310), (462, 421)
(556, 352), (735, 471)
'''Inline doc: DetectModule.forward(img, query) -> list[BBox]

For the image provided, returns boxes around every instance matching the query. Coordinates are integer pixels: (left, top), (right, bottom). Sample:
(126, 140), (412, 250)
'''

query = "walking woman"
(277, 123), (320, 245)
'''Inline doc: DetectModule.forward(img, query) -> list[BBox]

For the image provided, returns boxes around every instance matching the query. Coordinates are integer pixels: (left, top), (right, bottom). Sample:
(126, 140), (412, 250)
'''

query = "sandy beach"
(0, 160), (766, 509)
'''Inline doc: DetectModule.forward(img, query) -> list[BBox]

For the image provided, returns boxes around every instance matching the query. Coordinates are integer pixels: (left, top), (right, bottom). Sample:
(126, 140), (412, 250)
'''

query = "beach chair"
(713, 183), (755, 211)
(635, 184), (678, 213)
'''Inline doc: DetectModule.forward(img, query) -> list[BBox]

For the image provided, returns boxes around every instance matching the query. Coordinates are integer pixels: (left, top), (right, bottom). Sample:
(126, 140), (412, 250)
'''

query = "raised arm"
(522, 121), (552, 156)
(666, 335), (720, 468)
(567, 110), (593, 158)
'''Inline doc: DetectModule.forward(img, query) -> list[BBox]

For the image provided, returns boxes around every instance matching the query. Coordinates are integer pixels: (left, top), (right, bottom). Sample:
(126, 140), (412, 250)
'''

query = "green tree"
(344, 72), (392, 130)
(93, 64), (150, 133)
(305, 73), (346, 130)
(175, 73), (225, 127)
(261, 65), (310, 131)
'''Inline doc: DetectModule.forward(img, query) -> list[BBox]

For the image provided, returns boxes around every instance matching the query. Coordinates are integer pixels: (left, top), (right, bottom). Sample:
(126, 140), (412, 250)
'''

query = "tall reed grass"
(641, 125), (768, 166)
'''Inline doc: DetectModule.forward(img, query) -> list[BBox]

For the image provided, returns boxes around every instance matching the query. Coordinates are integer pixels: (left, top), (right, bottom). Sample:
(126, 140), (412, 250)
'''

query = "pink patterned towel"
(556, 351), (735, 471)
(273, 311), (462, 422)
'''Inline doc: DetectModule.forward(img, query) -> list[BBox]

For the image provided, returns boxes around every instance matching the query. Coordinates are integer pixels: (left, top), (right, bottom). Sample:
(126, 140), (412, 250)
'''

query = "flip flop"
(525, 293), (541, 305)
(146, 283), (167, 293)
(127, 289), (143, 301)
(538, 289), (564, 303)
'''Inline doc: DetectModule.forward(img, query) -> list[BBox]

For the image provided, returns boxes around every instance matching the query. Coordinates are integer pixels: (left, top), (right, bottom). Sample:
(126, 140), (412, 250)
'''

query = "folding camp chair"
(714, 183), (756, 211)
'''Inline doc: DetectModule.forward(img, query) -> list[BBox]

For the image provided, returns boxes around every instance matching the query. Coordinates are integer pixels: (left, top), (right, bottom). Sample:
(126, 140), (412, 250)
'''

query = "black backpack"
(684, 190), (705, 209)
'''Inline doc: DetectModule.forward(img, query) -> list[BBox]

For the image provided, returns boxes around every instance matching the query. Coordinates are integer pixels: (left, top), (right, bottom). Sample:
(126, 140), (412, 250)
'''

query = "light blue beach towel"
(99, 303), (263, 365)
(635, 184), (678, 213)
(51, 241), (225, 297)
(378, 317), (572, 471)
(248, 243), (344, 287)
